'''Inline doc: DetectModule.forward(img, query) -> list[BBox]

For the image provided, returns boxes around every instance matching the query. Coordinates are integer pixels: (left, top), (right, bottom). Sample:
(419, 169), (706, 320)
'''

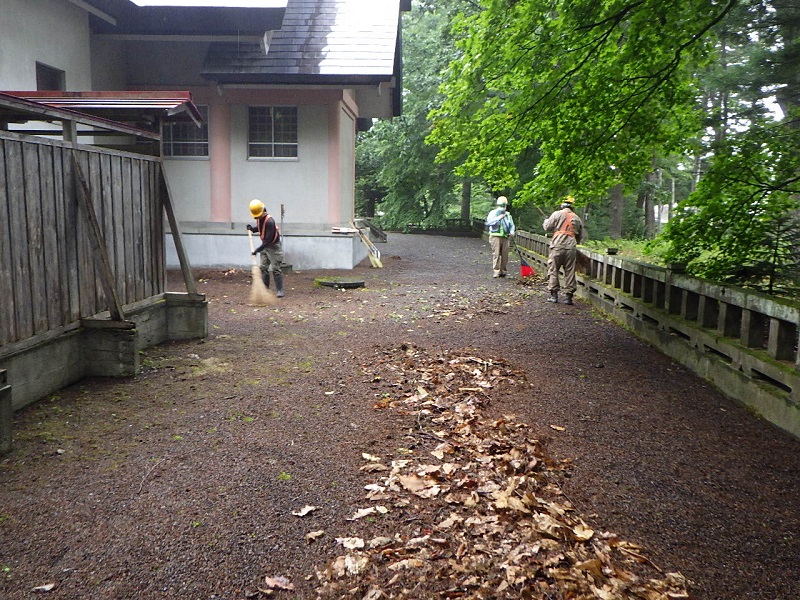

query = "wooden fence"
(516, 230), (800, 438)
(0, 131), (165, 348)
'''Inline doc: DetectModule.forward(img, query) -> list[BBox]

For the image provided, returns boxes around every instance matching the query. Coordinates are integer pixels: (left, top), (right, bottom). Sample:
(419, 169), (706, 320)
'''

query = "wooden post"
(71, 153), (126, 321)
(158, 165), (197, 295)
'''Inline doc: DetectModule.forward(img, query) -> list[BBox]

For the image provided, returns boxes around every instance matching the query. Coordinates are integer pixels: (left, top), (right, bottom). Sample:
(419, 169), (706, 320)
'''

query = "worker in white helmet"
(485, 196), (516, 278)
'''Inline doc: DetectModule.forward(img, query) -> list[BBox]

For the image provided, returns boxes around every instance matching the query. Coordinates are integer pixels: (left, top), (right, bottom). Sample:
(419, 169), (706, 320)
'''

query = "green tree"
(356, 1), (479, 230)
(428, 0), (733, 208)
(427, 0), (799, 291)
(659, 0), (800, 289)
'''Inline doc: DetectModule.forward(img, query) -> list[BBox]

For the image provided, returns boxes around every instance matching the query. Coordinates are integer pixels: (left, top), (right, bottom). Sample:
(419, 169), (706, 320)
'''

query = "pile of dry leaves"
(277, 343), (691, 599)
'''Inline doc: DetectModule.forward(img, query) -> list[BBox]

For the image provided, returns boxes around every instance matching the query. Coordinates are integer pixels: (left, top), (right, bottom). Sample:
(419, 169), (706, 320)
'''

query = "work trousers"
(490, 236), (510, 276)
(547, 246), (577, 294)
(259, 239), (284, 277)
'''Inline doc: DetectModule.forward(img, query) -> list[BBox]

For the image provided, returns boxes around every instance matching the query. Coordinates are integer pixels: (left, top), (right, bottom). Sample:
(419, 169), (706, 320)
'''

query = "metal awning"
(0, 92), (161, 141)
(1, 91), (203, 128)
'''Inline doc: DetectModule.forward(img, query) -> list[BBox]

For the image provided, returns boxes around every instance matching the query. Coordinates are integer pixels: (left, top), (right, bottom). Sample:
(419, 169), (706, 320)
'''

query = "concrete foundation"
(165, 225), (368, 270)
(0, 292), (207, 453)
(0, 371), (11, 455)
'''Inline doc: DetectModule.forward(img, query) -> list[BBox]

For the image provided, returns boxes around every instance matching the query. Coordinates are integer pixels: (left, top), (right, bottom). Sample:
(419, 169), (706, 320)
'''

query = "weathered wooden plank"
(122, 157), (135, 305)
(51, 146), (73, 326)
(131, 159), (145, 302)
(38, 144), (64, 330)
(22, 142), (48, 336)
(99, 152), (116, 305)
(71, 154), (125, 322)
(60, 147), (82, 322)
(111, 155), (126, 305)
(7, 140), (33, 341)
(74, 152), (97, 317)
(88, 152), (107, 310)
(140, 163), (153, 298)
(0, 141), (17, 345)
(152, 164), (166, 295)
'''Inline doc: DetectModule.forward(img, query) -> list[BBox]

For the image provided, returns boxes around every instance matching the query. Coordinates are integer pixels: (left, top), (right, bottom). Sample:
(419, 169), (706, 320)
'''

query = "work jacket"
(543, 208), (586, 249)
(253, 213), (281, 254)
(486, 208), (515, 237)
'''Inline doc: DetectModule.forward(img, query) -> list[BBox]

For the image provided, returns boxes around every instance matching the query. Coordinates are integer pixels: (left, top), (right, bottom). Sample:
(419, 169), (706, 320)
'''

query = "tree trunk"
(644, 169), (657, 239)
(460, 178), (471, 223)
(609, 183), (623, 239)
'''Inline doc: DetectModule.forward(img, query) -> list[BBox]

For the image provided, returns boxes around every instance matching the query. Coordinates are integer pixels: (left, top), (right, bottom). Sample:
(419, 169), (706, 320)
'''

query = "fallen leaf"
(292, 505), (318, 517)
(362, 452), (381, 462)
(347, 507), (377, 520)
(573, 523), (595, 541)
(305, 530), (325, 543)
(32, 583), (56, 592)
(345, 554), (369, 575)
(388, 558), (425, 571)
(336, 537), (365, 550)
(261, 576), (295, 591)
(549, 424), (566, 431)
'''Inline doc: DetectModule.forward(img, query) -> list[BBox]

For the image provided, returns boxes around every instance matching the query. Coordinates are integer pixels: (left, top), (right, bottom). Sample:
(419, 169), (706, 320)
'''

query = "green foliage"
(661, 118), (800, 292)
(427, 0), (729, 208)
(356, 2), (473, 230)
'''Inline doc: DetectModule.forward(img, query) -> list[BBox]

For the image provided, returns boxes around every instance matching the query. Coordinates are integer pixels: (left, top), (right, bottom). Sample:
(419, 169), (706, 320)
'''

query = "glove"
(246, 224), (255, 232)
(251, 251), (257, 256)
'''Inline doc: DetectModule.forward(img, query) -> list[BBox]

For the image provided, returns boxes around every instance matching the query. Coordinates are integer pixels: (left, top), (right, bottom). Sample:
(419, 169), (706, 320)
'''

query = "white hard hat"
(497, 196), (508, 205)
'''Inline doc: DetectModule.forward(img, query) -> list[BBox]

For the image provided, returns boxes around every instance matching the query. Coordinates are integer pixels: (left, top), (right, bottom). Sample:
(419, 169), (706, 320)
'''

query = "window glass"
(36, 62), (65, 91)
(163, 106), (209, 157)
(248, 106), (298, 158)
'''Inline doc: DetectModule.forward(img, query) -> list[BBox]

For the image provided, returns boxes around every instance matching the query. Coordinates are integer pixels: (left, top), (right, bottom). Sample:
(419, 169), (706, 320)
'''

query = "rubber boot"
(273, 272), (284, 298)
(262, 271), (270, 289)
(564, 293), (574, 305)
(546, 291), (558, 303)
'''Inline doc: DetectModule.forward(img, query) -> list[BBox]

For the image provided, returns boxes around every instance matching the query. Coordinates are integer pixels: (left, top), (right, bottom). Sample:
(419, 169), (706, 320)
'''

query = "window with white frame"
(163, 105), (209, 157)
(248, 106), (298, 158)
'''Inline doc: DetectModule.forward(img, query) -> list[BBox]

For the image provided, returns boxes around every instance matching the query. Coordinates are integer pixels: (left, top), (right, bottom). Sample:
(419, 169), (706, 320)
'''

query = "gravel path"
(0, 233), (798, 599)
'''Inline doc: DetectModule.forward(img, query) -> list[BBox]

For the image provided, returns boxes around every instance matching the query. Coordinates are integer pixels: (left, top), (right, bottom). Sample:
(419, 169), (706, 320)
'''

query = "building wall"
(230, 103), (330, 226)
(163, 86), (348, 231)
(90, 38), (128, 90)
(122, 40), (211, 88)
(338, 104), (356, 224)
(0, 0), (92, 90)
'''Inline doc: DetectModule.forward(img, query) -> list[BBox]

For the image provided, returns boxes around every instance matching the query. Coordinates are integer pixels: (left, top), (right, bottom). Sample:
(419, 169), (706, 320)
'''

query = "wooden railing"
(516, 230), (800, 438)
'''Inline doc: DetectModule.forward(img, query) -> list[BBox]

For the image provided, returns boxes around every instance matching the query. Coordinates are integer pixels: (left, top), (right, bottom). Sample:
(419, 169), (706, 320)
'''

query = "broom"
(248, 230), (278, 306)
(512, 238), (535, 277)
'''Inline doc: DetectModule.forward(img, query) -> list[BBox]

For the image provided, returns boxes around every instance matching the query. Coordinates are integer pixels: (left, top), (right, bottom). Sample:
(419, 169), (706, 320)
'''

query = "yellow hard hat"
(249, 199), (265, 218)
(564, 195), (575, 205)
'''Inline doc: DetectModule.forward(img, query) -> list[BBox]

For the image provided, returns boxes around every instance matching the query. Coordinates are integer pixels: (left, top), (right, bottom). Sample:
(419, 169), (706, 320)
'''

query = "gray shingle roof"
(201, 0), (402, 84)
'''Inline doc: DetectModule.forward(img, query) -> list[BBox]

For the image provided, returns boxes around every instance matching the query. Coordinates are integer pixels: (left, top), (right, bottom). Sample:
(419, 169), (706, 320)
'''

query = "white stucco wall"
(0, 0), (92, 90)
(230, 104), (330, 226)
(163, 160), (213, 222)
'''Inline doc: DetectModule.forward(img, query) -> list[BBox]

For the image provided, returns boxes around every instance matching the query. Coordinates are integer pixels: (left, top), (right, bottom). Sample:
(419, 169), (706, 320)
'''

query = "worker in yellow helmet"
(542, 195), (586, 305)
(247, 199), (285, 298)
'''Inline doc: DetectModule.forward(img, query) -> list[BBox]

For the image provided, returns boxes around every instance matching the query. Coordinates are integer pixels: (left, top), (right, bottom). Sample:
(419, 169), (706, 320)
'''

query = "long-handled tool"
(248, 230), (278, 306)
(512, 237), (535, 277)
(351, 220), (383, 268)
